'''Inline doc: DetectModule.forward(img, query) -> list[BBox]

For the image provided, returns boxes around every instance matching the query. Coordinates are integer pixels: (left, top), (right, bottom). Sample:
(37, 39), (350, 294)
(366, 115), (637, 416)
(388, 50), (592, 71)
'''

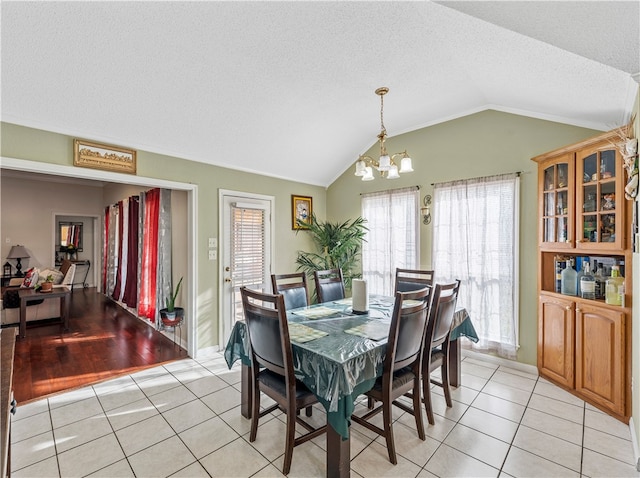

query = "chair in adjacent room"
(271, 272), (310, 310)
(421, 280), (461, 425)
(351, 286), (431, 465)
(240, 287), (326, 475)
(394, 268), (435, 294)
(313, 268), (346, 303)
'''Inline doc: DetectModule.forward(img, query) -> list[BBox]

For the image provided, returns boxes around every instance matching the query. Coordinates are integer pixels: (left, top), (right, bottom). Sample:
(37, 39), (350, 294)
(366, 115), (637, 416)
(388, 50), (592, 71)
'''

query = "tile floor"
(10, 353), (640, 477)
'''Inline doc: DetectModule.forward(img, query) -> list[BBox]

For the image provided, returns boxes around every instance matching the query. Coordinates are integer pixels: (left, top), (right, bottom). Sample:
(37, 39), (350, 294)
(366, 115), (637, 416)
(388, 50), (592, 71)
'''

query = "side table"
(17, 287), (70, 338)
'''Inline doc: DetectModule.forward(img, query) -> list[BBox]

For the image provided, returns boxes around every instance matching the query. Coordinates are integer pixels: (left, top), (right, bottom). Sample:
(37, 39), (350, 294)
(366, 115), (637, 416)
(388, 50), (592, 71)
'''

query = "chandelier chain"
(380, 93), (386, 133)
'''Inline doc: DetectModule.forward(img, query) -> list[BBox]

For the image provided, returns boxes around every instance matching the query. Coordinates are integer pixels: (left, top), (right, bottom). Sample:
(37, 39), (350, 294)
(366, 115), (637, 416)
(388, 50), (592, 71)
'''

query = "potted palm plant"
(159, 277), (184, 324)
(295, 214), (367, 296)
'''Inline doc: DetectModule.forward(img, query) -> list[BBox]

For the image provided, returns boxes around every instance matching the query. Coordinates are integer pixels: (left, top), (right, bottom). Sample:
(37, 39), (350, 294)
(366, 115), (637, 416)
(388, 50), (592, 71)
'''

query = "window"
(362, 187), (419, 295)
(231, 205), (266, 322)
(432, 173), (520, 359)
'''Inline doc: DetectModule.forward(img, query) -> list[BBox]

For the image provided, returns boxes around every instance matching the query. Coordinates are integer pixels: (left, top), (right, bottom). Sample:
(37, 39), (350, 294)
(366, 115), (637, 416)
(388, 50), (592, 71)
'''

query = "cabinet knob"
(575, 308), (581, 312)
(565, 306), (572, 311)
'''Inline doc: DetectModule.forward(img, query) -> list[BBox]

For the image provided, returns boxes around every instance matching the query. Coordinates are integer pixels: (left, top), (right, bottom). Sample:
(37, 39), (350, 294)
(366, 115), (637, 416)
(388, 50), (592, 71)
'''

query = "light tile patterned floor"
(10, 353), (640, 477)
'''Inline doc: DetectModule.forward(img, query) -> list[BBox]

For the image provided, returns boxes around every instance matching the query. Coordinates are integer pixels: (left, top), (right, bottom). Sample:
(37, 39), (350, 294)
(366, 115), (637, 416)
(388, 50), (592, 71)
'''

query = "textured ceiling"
(2, 1), (639, 187)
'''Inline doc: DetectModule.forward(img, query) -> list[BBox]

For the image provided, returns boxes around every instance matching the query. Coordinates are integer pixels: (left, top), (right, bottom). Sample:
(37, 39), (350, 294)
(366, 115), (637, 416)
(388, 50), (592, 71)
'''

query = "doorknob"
(225, 266), (230, 272)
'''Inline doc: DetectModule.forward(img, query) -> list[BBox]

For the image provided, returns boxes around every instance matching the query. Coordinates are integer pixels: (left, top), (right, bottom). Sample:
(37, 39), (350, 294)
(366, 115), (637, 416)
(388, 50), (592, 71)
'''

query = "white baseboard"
(630, 416), (640, 472)
(462, 348), (538, 376)
(193, 345), (221, 359)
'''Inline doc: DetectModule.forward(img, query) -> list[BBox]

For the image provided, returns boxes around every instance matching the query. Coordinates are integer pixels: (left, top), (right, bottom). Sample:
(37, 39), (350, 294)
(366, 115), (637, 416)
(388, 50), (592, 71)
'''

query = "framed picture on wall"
(292, 195), (312, 230)
(74, 139), (137, 174)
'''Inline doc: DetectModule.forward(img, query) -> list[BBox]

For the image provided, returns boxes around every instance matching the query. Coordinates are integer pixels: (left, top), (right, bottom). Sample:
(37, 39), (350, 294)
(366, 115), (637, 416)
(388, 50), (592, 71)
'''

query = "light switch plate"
(208, 237), (217, 248)
(209, 250), (217, 261)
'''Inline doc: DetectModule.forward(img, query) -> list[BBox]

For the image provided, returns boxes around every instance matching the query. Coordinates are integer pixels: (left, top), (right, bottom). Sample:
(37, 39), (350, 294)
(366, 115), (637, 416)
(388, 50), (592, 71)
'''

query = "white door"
(220, 192), (273, 344)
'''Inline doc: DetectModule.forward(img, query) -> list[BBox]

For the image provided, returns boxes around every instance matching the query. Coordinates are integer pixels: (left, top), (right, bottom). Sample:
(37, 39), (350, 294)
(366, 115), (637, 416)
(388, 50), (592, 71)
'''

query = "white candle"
(352, 279), (369, 314)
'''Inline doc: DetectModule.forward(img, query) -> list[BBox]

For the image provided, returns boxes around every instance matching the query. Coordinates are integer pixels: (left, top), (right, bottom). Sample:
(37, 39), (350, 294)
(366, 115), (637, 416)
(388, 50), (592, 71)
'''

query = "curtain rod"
(430, 171), (522, 186)
(359, 185), (420, 196)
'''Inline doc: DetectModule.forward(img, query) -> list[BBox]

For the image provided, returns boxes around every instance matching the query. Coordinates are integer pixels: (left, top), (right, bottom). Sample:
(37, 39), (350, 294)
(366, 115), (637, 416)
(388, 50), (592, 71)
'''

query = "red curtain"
(122, 196), (139, 308)
(138, 189), (160, 321)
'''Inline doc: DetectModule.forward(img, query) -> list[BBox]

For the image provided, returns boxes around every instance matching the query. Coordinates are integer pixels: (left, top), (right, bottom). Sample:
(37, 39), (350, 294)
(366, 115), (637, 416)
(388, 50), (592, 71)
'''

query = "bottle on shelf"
(554, 256), (566, 293)
(605, 265), (625, 306)
(593, 261), (606, 300)
(561, 258), (578, 296)
(576, 259), (586, 293)
(580, 262), (596, 300)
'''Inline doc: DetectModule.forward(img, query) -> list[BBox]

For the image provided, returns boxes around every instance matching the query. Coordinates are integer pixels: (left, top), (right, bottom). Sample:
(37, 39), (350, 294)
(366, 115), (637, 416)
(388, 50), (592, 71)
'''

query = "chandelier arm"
(358, 155), (379, 168)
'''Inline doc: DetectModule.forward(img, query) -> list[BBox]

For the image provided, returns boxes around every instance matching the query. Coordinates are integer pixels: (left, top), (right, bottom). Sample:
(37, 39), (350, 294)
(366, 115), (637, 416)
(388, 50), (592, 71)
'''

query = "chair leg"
(412, 379), (425, 440)
(441, 360), (452, 408)
(423, 369), (435, 425)
(367, 397), (375, 409)
(249, 384), (261, 442)
(283, 406), (297, 475)
(382, 393), (397, 465)
(305, 405), (313, 417)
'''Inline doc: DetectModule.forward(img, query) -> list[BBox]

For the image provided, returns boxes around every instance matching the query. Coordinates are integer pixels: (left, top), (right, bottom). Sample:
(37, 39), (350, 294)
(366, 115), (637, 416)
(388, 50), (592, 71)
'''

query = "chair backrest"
(385, 286), (432, 372)
(394, 268), (435, 294)
(240, 287), (292, 378)
(425, 280), (461, 350)
(271, 272), (310, 310)
(313, 268), (346, 303)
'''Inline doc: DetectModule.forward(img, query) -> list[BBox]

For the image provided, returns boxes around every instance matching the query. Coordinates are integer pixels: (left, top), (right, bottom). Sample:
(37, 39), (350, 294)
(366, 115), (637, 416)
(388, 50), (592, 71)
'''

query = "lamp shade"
(378, 154), (391, 171)
(7, 245), (29, 259)
(386, 164), (400, 179)
(399, 156), (414, 173)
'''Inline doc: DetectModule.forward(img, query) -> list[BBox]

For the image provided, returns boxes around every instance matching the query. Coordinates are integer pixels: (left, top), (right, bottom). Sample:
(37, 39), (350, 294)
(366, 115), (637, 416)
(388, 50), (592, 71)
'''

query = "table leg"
(61, 293), (70, 332)
(19, 298), (27, 339)
(326, 424), (350, 478)
(241, 364), (252, 419)
(449, 338), (461, 388)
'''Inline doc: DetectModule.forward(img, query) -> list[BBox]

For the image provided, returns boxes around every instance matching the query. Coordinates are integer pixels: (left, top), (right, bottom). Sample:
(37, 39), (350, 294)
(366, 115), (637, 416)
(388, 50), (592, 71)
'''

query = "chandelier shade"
(354, 87), (414, 181)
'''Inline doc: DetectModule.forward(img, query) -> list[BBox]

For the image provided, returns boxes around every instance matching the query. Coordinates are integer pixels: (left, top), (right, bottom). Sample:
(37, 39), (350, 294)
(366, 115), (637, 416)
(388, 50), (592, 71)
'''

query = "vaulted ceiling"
(2, 1), (638, 187)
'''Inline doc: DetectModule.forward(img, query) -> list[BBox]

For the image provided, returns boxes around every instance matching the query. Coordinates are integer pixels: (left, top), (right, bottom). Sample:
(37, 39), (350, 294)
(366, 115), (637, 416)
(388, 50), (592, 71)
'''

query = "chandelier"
(354, 87), (414, 181)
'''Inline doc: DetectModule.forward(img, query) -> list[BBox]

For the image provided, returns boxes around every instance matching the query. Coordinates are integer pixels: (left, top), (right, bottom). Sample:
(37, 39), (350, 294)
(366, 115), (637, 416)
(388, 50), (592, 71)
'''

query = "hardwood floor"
(10, 287), (186, 404)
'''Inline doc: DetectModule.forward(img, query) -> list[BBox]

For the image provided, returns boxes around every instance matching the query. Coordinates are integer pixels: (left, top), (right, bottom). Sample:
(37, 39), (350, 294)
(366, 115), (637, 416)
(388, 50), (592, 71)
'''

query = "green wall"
(328, 110), (601, 365)
(0, 112), (605, 365)
(0, 122), (327, 351)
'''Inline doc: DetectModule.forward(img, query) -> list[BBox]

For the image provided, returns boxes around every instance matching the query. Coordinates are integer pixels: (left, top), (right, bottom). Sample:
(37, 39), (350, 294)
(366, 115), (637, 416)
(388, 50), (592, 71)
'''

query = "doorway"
(219, 190), (274, 345)
(2, 157), (198, 358)
(54, 214), (98, 288)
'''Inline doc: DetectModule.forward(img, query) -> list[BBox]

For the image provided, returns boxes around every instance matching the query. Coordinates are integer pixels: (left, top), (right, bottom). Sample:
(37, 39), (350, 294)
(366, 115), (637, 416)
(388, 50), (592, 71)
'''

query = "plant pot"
(40, 281), (54, 292)
(160, 307), (184, 327)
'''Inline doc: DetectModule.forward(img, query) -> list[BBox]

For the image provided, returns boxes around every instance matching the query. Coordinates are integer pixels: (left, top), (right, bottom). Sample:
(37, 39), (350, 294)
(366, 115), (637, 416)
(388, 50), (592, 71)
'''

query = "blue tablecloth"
(224, 295), (477, 439)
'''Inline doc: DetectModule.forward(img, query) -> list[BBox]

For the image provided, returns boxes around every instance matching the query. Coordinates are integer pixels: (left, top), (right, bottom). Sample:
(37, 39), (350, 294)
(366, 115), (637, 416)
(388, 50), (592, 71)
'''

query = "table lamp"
(7, 245), (30, 277)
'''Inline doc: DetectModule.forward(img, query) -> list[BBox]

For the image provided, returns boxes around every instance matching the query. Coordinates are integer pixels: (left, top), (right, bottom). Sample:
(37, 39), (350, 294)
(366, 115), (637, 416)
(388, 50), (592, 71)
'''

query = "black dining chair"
(351, 286), (432, 465)
(271, 272), (310, 310)
(240, 287), (326, 475)
(394, 268), (435, 294)
(313, 268), (346, 303)
(421, 280), (461, 425)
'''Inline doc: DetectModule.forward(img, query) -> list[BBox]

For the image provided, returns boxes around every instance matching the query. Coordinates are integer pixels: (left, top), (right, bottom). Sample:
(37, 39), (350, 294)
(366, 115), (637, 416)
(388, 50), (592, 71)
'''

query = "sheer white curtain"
(432, 173), (520, 359)
(362, 187), (419, 296)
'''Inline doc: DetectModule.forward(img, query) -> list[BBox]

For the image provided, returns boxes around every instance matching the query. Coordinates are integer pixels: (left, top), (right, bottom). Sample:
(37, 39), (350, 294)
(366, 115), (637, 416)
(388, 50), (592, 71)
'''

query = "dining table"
(224, 294), (478, 477)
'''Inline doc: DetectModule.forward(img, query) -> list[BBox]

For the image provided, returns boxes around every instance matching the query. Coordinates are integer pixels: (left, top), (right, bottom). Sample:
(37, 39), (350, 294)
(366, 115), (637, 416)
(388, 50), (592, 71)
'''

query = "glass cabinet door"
(576, 147), (623, 250)
(540, 155), (573, 248)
